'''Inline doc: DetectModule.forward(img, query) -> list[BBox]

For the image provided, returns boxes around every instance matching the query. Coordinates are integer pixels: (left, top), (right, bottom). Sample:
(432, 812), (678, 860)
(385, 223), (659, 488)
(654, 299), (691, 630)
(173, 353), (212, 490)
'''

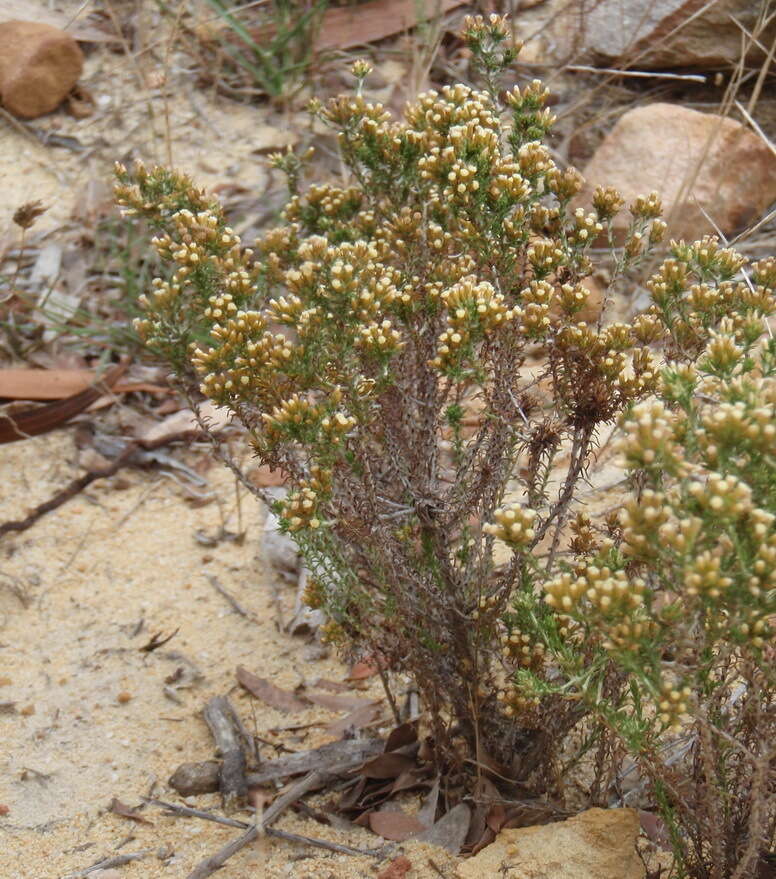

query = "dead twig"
(205, 573), (255, 621)
(146, 798), (248, 829)
(0, 430), (198, 539)
(63, 849), (154, 878)
(566, 65), (706, 82)
(185, 771), (323, 879)
(203, 696), (248, 811)
(377, 664), (402, 727)
(265, 826), (385, 858)
(245, 737), (383, 787)
(149, 795), (384, 858)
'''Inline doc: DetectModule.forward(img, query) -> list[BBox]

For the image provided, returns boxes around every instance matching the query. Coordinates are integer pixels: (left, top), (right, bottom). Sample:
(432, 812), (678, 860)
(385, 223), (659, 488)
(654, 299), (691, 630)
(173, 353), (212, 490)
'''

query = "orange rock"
(578, 103), (776, 242)
(377, 856), (413, 879)
(457, 807), (644, 879)
(0, 20), (84, 119)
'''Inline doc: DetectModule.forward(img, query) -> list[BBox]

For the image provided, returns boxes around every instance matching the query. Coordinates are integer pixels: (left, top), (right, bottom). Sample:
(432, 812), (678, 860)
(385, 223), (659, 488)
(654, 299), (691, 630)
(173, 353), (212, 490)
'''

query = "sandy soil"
(0, 430), (462, 878)
(0, 4), (450, 875)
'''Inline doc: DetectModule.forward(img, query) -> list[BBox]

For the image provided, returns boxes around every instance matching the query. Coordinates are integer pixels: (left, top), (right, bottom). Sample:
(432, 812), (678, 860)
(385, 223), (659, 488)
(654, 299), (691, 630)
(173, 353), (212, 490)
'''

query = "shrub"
(116, 14), (775, 872)
(519, 303), (776, 877)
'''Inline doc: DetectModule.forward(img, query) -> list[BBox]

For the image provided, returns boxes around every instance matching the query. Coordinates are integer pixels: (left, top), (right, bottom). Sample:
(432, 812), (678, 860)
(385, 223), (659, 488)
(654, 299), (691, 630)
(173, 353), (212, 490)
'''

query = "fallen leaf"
(377, 855), (412, 879)
(140, 402), (231, 443)
(639, 809), (672, 851)
(303, 691), (374, 712)
(360, 751), (416, 780)
(384, 722), (417, 752)
(486, 803), (507, 833)
(347, 661), (379, 681)
(0, 362), (128, 444)
(414, 803), (471, 854)
(369, 809), (425, 841)
(109, 798), (153, 825)
(139, 629), (179, 653)
(237, 666), (308, 712)
(469, 824), (495, 855)
(325, 702), (384, 737)
(250, 0), (465, 51)
(339, 777), (368, 811)
(390, 769), (428, 795)
(417, 777), (440, 827)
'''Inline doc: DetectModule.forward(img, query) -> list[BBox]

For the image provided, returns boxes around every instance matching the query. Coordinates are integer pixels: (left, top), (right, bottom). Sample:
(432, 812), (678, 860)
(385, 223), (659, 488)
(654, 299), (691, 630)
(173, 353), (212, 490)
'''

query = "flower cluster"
(484, 503), (537, 548)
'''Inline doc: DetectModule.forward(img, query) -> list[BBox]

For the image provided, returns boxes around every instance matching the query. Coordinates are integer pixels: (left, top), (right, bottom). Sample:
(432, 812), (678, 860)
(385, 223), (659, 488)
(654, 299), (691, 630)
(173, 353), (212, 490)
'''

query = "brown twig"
(149, 794), (384, 858)
(185, 771), (323, 879)
(377, 664), (402, 726)
(63, 849), (154, 878)
(147, 797), (249, 829)
(202, 696), (248, 812)
(265, 826), (385, 858)
(0, 430), (198, 539)
(204, 573), (255, 621)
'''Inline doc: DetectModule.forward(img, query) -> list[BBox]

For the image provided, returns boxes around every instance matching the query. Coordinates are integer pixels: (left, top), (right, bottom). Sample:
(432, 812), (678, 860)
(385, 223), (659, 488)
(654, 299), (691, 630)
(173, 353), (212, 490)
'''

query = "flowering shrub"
(116, 14), (774, 872)
(513, 267), (776, 874)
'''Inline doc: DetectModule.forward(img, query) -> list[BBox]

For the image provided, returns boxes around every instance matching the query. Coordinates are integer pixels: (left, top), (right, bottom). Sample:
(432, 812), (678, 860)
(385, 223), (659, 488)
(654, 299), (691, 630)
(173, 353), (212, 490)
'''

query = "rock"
(578, 103), (776, 241)
(0, 21), (84, 119)
(511, 2), (581, 66)
(168, 760), (221, 796)
(457, 808), (644, 879)
(583, 0), (776, 69)
(513, 0), (775, 69)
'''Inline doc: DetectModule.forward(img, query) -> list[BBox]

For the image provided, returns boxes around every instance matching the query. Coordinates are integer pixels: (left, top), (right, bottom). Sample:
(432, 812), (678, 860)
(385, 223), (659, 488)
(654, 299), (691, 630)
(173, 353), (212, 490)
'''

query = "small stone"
(116, 691), (132, 704)
(578, 103), (776, 242)
(19, 704), (35, 716)
(156, 843), (175, 860)
(456, 808), (644, 879)
(168, 760), (221, 796)
(0, 676), (11, 687)
(377, 856), (413, 879)
(0, 21), (84, 119)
